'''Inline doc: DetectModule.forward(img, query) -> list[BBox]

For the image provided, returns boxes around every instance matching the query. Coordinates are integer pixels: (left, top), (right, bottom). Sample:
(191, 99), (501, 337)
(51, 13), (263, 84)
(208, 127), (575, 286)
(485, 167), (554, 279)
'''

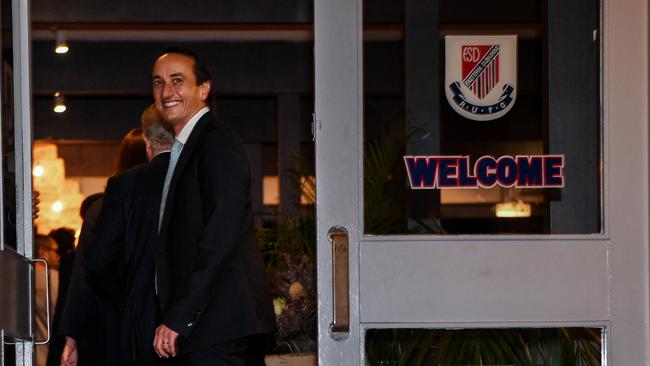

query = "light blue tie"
(159, 139), (183, 231)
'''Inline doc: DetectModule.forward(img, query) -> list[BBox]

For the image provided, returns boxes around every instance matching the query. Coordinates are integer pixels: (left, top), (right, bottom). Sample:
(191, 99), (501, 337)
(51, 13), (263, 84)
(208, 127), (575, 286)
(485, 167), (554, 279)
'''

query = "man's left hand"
(153, 324), (179, 358)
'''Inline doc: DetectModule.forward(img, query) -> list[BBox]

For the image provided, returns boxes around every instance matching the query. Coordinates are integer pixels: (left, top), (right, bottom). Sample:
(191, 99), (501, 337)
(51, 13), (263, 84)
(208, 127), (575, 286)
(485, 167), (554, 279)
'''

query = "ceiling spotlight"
(53, 92), (66, 113)
(55, 30), (68, 54)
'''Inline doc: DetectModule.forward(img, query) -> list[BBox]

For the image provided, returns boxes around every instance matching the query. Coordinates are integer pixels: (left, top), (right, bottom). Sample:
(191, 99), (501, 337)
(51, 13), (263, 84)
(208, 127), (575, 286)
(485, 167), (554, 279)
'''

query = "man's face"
(152, 53), (211, 133)
(37, 241), (59, 269)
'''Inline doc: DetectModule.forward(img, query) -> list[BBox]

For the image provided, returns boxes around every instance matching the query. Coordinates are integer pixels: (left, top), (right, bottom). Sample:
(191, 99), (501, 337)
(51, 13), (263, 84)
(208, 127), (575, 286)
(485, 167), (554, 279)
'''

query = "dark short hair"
(157, 46), (212, 85)
(49, 227), (76, 255)
(80, 192), (103, 219)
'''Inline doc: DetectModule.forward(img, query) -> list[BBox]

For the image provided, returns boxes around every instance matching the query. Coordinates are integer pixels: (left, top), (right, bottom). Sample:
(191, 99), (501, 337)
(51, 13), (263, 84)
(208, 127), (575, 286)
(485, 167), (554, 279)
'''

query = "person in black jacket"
(84, 104), (176, 366)
(151, 47), (276, 365)
(45, 227), (76, 366)
(59, 128), (147, 366)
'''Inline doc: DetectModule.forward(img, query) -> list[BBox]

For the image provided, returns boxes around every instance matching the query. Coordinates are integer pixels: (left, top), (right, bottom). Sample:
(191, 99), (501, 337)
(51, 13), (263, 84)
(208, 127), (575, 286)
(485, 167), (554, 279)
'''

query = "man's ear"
(143, 135), (151, 149)
(199, 81), (212, 101)
(143, 135), (154, 161)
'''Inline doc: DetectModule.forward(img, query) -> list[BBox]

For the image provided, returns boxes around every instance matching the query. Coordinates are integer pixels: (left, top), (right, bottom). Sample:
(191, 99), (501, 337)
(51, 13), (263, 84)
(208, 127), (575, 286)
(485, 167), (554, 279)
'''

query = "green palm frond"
(364, 117), (412, 234)
(289, 152), (316, 205)
(435, 328), (601, 366)
(365, 329), (436, 366)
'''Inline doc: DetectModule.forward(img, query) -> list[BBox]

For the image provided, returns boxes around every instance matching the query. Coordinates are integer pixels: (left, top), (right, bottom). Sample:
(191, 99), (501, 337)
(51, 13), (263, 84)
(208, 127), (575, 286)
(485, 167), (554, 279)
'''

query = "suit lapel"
(160, 113), (214, 230)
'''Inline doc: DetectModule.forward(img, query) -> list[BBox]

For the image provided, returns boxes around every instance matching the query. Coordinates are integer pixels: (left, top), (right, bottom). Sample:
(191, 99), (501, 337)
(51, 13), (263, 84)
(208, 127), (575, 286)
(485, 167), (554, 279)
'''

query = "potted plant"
(259, 155), (317, 366)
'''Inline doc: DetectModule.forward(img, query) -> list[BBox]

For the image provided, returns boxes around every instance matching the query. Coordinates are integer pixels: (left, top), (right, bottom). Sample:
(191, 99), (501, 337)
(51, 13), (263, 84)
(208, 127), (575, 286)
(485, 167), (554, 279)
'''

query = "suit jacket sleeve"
(57, 199), (102, 339)
(83, 176), (126, 308)
(164, 129), (251, 337)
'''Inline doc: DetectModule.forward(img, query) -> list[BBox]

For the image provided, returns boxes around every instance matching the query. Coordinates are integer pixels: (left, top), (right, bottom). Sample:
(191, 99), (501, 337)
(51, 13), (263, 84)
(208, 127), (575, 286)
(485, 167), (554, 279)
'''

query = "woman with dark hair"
(57, 128), (147, 366)
(116, 128), (147, 174)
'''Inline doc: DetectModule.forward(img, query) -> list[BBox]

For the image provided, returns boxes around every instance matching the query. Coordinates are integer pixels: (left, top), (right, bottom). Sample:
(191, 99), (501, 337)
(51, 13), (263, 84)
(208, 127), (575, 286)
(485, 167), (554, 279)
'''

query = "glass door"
(1, 0), (37, 364)
(315, 0), (649, 364)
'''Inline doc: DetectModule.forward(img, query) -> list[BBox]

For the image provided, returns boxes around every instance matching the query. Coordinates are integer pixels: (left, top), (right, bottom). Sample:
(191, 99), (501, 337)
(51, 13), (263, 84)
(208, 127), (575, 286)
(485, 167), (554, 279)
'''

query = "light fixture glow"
(33, 165), (44, 177)
(55, 45), (69, 54)
(55, 30), (68, 54)
(52, 201), (63, 213)
(495, 200), (531, 218)
(53, 92), (66, 113)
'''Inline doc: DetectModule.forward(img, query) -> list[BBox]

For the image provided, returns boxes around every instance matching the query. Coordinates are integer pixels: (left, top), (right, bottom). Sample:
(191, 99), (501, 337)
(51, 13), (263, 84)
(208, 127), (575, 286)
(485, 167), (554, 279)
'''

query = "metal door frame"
(1, 0), (35, 364)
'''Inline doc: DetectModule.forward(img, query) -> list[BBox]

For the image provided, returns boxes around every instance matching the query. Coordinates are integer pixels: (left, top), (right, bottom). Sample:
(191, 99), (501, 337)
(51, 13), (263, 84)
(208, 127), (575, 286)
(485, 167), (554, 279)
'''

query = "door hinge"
(311, 113), (321, 142)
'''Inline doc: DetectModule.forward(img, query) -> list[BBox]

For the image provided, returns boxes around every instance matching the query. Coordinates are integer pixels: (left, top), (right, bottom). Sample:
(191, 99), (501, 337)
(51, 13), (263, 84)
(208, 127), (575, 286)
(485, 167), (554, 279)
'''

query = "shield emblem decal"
(445, 35), (517, 121)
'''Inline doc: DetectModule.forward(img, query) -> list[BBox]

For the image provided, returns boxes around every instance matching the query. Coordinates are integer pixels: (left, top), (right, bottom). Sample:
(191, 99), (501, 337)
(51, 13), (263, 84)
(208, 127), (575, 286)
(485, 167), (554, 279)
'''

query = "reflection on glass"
(365, 327), (603, 366)
(363, 0), (600, 235)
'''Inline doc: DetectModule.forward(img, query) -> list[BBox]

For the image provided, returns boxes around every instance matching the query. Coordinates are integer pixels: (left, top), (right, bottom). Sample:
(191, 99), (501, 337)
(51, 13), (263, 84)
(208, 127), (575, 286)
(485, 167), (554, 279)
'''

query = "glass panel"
(365, 327), (603, 365)
(363, 0), (601, 235)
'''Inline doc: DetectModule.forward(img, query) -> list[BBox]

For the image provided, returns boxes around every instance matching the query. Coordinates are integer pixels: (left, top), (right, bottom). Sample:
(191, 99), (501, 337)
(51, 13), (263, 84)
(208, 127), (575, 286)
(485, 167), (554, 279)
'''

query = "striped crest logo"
(462, 45), (499, 99)
(445, 35), (517, 121)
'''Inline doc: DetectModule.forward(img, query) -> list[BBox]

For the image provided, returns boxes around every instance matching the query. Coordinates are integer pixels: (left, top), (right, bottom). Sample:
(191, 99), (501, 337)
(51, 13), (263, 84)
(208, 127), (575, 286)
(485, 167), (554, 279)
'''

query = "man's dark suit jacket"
(84, 152), (171, 366)
(157, 112), (276, 354)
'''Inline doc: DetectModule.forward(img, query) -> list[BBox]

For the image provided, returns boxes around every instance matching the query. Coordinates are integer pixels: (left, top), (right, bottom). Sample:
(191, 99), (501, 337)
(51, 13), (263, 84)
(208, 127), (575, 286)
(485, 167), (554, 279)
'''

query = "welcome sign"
(404, 155), (565, 189)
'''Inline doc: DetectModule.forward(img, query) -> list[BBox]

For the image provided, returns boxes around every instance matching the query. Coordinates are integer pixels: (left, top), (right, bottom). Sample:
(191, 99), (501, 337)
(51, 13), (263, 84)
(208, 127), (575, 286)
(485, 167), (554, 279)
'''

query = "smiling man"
(151, 47), (276, 365)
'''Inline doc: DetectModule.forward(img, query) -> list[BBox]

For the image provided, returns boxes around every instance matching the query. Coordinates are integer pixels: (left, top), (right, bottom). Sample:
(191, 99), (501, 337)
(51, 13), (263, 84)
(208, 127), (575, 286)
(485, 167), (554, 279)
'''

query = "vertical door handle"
(32, 258), (50, 345)
(328, 226), (349, 340)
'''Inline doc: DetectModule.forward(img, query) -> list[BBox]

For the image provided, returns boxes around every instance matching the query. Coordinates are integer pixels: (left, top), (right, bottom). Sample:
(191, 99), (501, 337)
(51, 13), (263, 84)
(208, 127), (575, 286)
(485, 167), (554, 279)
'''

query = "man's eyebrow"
(152, 73), (184, 79)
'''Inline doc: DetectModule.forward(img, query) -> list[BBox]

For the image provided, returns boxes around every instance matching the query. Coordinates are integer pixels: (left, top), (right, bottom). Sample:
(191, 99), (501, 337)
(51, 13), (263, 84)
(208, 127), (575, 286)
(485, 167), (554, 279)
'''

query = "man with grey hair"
(81, 105), (175, 366)
(141, 104), (175, 161)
